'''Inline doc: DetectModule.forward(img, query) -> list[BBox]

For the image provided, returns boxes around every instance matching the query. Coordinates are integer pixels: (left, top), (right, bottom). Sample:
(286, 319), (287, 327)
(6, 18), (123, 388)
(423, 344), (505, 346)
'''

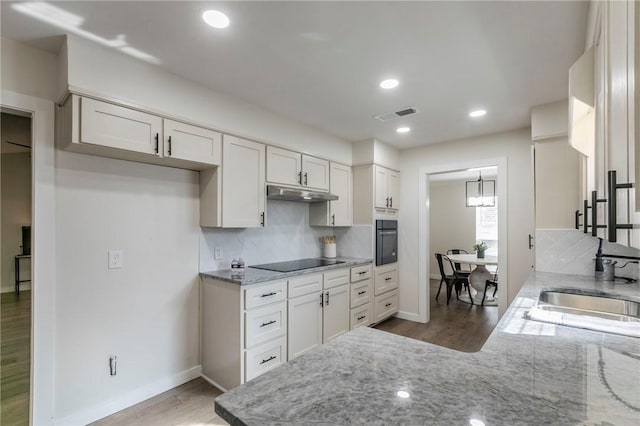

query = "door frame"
(2, 89), (56, 425)
(418, 157), (509, 322)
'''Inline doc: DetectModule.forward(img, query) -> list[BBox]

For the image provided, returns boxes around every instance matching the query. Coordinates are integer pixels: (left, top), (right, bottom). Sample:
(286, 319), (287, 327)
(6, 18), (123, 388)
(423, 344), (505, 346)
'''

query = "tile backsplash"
(536, 229), (640, 280)
(200, 200), (373, 271)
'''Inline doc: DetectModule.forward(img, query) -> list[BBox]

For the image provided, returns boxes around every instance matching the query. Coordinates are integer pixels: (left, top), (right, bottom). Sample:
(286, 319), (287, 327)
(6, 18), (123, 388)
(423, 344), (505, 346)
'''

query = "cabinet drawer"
(374, 289), (399, 323)
(350, 303), (373, 330)
(244, 336), (286, 382)
(350, 264), (372, 282)
(288, 273), (322, 298)
(350, 278), (372, 308)
(374, 266), (398, 296)
(323, 268), (350, 290)
(245, 301), (287, 349)
(244, 281), (286, 310)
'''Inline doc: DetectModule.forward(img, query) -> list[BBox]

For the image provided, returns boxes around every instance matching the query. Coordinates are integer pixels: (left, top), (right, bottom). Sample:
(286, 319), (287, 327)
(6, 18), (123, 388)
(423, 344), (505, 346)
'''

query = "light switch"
(214, 247), (223, 260)
(108, 250), (123, 269)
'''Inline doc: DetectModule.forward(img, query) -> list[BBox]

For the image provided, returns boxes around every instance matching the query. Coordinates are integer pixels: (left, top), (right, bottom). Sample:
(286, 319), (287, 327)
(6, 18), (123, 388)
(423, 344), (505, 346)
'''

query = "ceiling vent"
(374, 106), (418, 122)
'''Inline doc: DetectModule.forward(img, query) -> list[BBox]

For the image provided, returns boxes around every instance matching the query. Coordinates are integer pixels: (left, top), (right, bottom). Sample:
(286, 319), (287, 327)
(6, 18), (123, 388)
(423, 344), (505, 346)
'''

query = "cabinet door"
(302, 155), (330, 191)
(163, 119), (221, 165)
(222, 136), (266, 227)
(322, 284), (350, 343)
(267, 146), (301, 187)
(330, 163), (352, 226)
(80, 97), (162, 155)
(288, 292), (323, 360)
(374, 166), (389, 208)
(387, 170), (399, 210)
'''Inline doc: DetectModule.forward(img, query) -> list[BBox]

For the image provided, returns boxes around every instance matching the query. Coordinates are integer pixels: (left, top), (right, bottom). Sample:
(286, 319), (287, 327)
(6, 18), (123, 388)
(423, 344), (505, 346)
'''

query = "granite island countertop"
(200, 257), (372, 285)
(214, 271), (640, 425)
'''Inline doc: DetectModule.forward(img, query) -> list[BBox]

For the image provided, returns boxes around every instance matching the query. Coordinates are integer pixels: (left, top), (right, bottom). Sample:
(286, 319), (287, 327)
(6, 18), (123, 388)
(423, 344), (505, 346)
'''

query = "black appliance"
(376, 220), (398, 266)
(251, 258), (345, 273)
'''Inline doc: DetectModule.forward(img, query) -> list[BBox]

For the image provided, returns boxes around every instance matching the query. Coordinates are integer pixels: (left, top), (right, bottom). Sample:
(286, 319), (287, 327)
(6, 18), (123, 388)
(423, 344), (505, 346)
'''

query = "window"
(476, 201), (498, 256)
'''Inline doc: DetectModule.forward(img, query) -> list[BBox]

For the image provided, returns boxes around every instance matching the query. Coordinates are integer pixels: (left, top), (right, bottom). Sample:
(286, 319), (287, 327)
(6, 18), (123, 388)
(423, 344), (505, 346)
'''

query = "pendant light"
(466, 171), (495, 207)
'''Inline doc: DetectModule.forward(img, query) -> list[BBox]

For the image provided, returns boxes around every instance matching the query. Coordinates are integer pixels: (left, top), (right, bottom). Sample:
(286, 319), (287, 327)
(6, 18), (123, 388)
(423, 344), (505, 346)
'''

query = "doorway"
(1, 110), (32, 426)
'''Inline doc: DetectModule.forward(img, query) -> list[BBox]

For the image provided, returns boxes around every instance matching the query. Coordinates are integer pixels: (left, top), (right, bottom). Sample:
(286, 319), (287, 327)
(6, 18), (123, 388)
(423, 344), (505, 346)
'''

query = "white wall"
(1, 151), (32, 292)
(64, 36), (353, 164)
(429, 180), (476, 277)
(1, 37), (59, 101)
(54, 151), (200, 423)
(352, 138), (400, 170)
(399, 128), (534, 318)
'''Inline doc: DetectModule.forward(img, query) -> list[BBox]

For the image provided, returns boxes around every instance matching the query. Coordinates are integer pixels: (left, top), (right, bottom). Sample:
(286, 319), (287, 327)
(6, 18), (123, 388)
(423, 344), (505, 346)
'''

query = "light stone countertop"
(199, 257), (373, 285)
(214, 271), (640, 425)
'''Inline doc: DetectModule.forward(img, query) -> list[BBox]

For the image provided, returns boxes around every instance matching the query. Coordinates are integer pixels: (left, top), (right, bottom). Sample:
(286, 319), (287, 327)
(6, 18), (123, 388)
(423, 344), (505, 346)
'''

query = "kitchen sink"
(525, 289), (640, 338)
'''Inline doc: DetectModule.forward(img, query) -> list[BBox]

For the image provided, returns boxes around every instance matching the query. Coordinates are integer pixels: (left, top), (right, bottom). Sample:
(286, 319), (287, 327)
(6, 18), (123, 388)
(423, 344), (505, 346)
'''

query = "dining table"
(446, 253), (498, 305)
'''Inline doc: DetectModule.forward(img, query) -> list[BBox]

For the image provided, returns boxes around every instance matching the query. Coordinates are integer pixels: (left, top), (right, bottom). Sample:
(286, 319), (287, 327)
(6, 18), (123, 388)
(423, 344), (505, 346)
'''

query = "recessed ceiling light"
(202, 10), (230, 29)
(469, 419), (486, 426)
(396, 390), (410, 398)
(469, 109), (487, 118)
(397, 127), (411, 133)
(380, 79), (399, 89)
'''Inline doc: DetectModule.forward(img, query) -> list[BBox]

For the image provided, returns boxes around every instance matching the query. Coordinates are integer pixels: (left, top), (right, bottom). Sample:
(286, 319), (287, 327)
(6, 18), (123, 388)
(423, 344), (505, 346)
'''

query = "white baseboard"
(395, 310), (426, 323)
(200, 373), (228, 393)
(55, 365), (202, 425)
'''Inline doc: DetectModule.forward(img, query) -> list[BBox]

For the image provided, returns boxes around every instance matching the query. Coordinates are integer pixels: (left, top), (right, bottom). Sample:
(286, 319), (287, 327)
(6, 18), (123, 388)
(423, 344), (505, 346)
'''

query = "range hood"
(266, 185), (338, 203)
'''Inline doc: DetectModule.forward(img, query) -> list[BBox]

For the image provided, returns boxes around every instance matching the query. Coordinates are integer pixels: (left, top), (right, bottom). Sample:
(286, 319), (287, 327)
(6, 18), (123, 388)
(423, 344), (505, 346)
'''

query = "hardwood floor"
(91, 378), (226, 426)
(374, 279), (499, 352)
(1, 290), (31, 426)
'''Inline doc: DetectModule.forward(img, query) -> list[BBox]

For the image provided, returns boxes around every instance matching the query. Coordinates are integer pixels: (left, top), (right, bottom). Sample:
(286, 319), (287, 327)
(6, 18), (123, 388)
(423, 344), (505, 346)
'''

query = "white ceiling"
(1, 1), (588, 149)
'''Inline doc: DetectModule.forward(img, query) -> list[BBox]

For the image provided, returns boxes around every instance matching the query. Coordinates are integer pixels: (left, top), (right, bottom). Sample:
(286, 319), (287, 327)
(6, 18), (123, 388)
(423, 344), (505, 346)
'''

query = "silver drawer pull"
(260, 320), (276, 328)
(385, 277), (392, 281)
(357, 315), (366, 320)
(358, 271), (367, 275)
(385, 303), (392, 307)
(259, 355), (276, 365)
(357, 290), (367, 295)
(260, 292), (277, 298)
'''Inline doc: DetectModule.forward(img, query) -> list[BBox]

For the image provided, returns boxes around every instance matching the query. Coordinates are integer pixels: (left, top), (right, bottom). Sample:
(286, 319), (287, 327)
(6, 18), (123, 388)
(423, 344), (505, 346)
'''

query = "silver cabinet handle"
(260, 292), (276, 298)
(385, 197), (389, 208)
(319, 292), (324, 307)
(385, 302), (392, 307)
(260, 320), (276, 328)
(260, 212), (265, 227)
(298, 171), (302, 185)
(167, 135), (172, 156)
(357, 315), (366, 320)
(389, 197), (393, 208)
(154, 133), (159, 154)
(304, 172), (308, 186)
(331, 214), (335, 226)
(357, 290), (366, 295)
(385, 277), (392, 281)
(325, 291), (329, 306)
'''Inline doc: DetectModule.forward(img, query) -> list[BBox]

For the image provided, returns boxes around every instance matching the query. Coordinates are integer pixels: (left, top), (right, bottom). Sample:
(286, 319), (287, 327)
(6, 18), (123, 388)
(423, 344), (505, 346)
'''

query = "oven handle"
(378, 231), (397, 236)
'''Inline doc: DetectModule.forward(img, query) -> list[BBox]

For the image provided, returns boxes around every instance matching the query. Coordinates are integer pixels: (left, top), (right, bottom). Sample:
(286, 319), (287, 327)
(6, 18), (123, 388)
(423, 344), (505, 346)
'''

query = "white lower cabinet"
(373, 263), (399, 323)
(201, 278), (287, 391)
(349, 264), (374, 329)
(287, 268), (353, 359)
(288, 290), (323, 359)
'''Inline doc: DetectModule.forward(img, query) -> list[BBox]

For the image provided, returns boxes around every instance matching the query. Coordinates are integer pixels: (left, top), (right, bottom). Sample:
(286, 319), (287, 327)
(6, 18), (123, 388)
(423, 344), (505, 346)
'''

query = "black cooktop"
(250, 258), (345, 273)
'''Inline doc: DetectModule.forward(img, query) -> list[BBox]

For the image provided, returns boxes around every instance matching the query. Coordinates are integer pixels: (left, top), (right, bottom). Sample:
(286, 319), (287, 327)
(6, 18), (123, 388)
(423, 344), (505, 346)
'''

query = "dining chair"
(446, 249), (471, 277)
(482, 279), (498, 306)
(434, 253), (471, 305)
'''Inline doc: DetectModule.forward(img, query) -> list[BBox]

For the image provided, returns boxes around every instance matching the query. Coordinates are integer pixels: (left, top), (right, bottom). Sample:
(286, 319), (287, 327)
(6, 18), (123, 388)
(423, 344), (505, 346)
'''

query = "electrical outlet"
(214, 247), (223, 260)
(108, 250), (123, 269)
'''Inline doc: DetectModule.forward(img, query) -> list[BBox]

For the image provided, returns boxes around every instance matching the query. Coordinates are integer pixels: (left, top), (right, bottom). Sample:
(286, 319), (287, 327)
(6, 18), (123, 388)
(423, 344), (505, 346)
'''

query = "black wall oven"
(376, 220), (398, 266)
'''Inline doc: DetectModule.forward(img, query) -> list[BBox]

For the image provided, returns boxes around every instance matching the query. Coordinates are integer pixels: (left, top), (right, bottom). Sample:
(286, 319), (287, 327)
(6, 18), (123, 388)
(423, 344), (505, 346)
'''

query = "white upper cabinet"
(374, 166), (399, 210)
(309, 162), (352, 227)
(330, 163), (352, 226)
(80, 96), (162, 156)
(302, 155), (330, 191)
(163, 119), (221, 166)
(267, 146), (302, 187)
(221, 135), (266, 228)
(59, 94), (222, 170)
(266, 146), (329, 191)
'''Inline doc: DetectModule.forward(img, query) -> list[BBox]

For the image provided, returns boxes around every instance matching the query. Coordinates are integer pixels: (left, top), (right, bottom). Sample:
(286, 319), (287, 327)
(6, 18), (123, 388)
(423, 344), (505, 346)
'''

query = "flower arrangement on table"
(472, 241), (488, 259)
